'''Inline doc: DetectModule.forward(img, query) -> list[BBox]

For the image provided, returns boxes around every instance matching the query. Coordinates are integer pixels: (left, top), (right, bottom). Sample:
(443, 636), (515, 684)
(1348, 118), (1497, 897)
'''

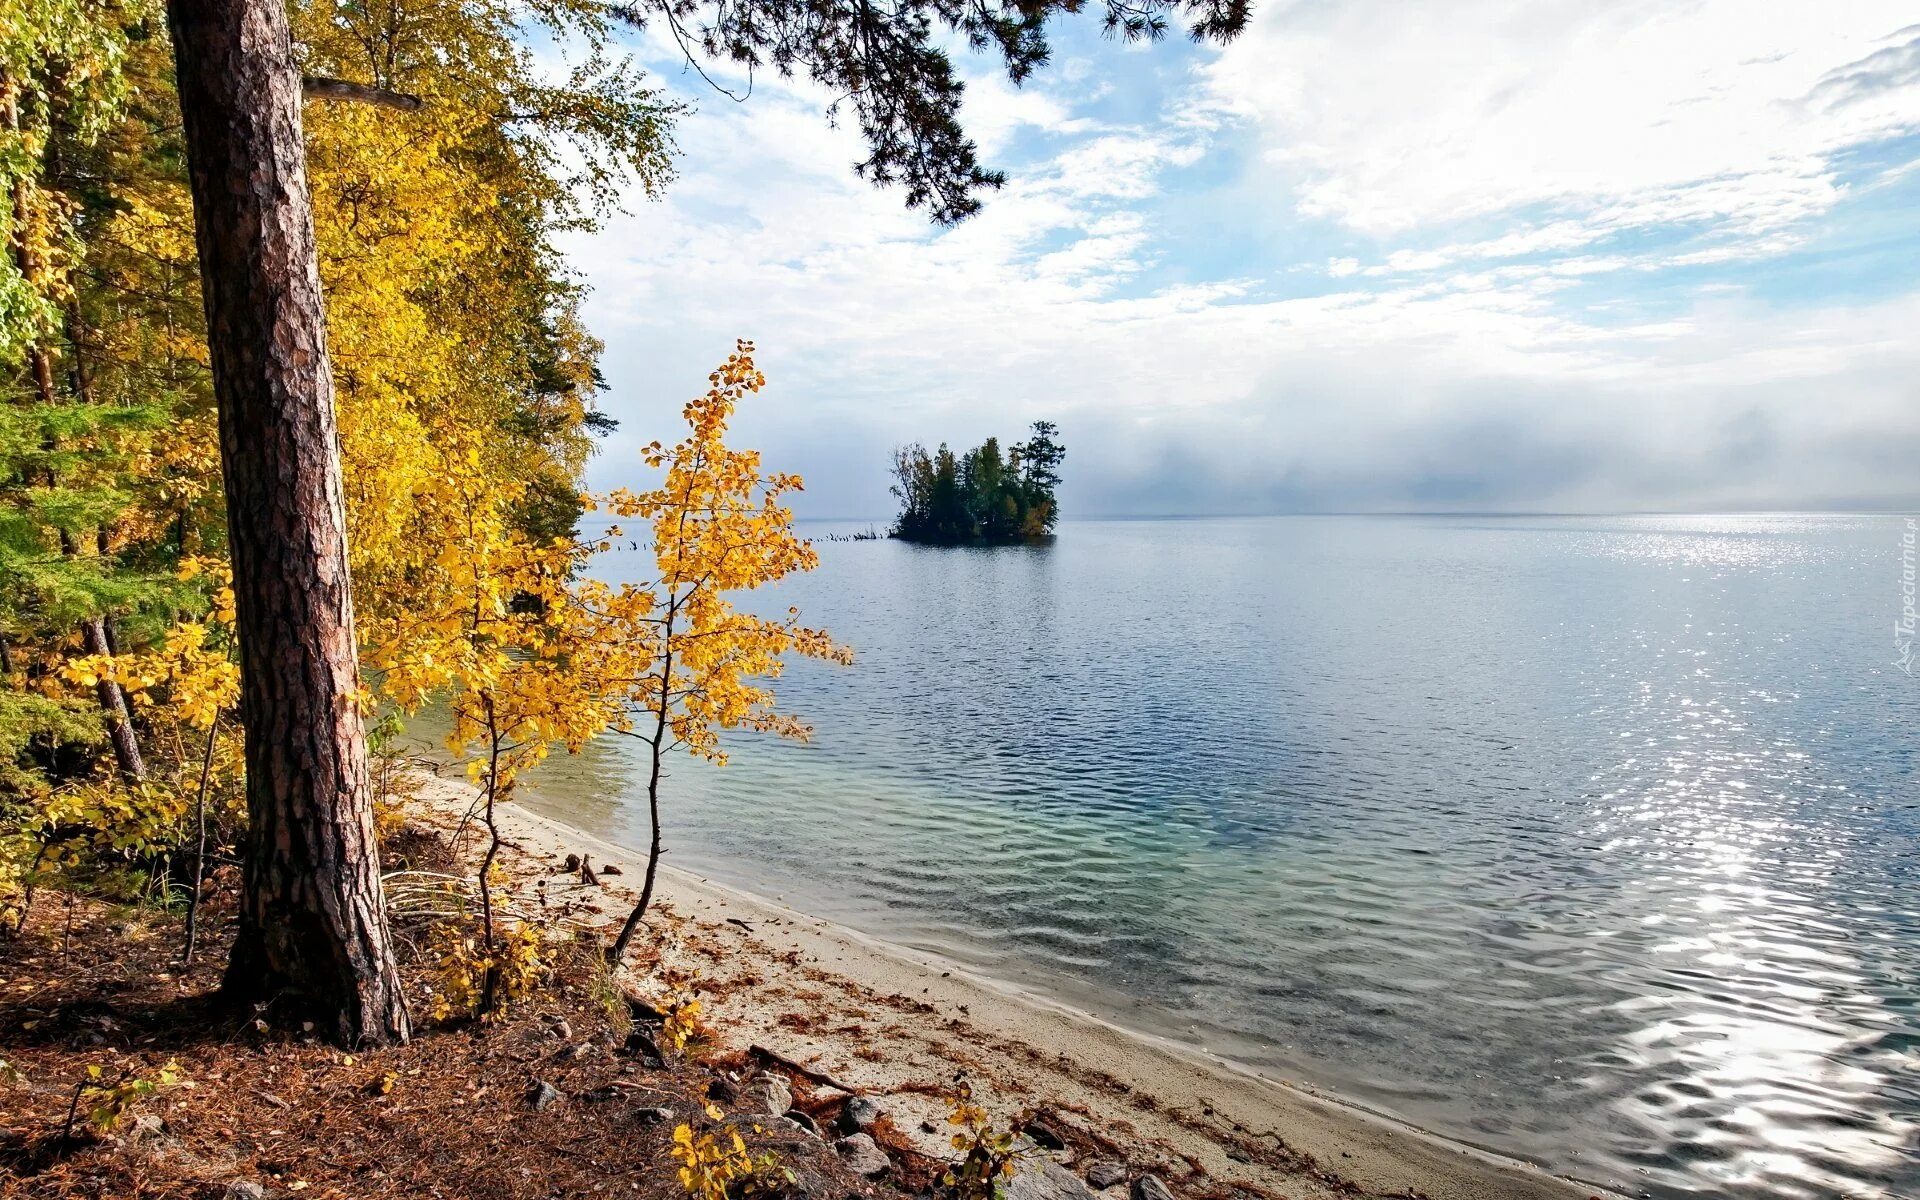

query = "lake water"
(409, 514), (1919, 1199)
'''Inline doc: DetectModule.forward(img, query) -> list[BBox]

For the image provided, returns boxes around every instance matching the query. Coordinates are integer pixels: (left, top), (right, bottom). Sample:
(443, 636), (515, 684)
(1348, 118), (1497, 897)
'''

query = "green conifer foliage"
(890, 421), (1065, 545)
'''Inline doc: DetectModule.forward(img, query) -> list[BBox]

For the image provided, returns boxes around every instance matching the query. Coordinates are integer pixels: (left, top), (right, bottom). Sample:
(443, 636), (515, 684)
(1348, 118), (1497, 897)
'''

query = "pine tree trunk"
(165, 0), (408, 1046)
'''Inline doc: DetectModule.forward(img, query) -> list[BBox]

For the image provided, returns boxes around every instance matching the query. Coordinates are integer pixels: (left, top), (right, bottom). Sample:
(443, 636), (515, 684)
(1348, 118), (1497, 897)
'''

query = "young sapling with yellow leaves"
(605, 341), (852, 965)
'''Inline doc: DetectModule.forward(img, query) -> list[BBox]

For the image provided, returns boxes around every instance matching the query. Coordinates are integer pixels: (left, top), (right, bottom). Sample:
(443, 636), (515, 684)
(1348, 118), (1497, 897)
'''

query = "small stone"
(1085, 1162), (1127, 1190)
(623, 1028), (663, 1061)
(222, 1184), (266, 1200)
(600, 863), (624, 875)
(546, 1016), (573, 1042)
(528, 1080), (563, 1111)
(558, 1042), (595, 1063)
(562, 854), (580, 872)
(622, 989), (666, 1022)
(834, 1133), (890, 1177)
(764, 1116), (815, 1141)
(128, 1113), (168, 1142)
(1005, 1160), (1096, 1200)
(782, 1108), (823, 1138)
(840, 1095), (883, 1132)
(706, 1076), (738, 1104)
(1023, 1118), (1066, 1150)
(1130, 1177), (1175, 1200)
(633, 1106), (677, 1126)
(746, 1073), (793, 1116)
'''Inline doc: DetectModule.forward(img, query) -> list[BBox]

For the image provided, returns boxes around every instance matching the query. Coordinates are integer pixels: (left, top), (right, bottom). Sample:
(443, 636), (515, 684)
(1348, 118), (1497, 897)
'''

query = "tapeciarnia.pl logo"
(1897, 517), (1917, 676)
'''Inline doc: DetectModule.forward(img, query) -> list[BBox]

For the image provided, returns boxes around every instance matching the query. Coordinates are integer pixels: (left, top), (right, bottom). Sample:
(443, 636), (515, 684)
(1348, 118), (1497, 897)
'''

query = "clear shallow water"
(408, 514), (1919, 1199)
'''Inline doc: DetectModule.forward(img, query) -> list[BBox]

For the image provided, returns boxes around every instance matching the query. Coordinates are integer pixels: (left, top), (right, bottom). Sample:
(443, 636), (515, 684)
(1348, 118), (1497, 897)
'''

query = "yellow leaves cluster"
(607, 340), (852, 765)
(659, 991), (708, 1056)
(59, 558), (238, 731)
(366, 459), (637, 799)
(12, 557), (244, 895)
(379, 340), (846, 816)
(424, 919), (547, 1023)
(78, 1058), (182, 1134)
(671, 1111), (792, 1200)
(940, 1081), (1023, 1200)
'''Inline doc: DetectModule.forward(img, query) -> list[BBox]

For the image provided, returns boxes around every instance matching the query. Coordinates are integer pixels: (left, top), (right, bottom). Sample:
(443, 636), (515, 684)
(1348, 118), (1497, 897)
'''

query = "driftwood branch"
(749, 1044), (857, 1094)
(301, 76), (424, 112)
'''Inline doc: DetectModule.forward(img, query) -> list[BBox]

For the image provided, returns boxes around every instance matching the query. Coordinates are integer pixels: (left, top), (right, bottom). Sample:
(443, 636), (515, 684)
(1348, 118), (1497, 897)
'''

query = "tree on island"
(891, 421), (1065, 544)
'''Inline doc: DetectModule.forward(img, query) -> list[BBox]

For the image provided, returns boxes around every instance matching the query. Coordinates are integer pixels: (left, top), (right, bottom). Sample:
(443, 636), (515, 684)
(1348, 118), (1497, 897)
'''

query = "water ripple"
(437, 514), (1919, 1200)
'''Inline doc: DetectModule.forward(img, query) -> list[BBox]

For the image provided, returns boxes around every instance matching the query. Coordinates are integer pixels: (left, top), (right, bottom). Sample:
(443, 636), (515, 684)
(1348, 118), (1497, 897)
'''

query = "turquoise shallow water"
(405, 513), (1919, 1199)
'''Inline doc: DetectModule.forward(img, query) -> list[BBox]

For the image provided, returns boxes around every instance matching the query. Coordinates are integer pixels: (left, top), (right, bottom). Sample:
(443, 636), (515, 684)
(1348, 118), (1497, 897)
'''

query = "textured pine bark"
(166, 0), (409, 1045)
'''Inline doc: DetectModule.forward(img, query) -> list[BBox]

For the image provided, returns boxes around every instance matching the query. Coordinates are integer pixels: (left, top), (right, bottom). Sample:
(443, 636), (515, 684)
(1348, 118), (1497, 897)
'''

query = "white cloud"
(1203, 1), (1920, 238)
(564, 6), (1920, 517)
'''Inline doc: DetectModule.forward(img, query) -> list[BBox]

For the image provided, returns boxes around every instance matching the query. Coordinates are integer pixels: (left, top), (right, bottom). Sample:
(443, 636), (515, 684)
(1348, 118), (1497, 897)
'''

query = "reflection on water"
(403, 514), (1919, 1199)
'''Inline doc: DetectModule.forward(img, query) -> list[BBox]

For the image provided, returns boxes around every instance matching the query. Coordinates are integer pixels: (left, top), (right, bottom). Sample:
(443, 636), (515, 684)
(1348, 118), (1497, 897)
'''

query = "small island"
(890, 421), (1065, 544)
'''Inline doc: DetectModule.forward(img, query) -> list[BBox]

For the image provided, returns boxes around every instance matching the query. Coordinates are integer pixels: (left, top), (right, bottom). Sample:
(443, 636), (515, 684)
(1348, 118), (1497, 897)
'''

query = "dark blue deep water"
(427, 514), (1919, 1199)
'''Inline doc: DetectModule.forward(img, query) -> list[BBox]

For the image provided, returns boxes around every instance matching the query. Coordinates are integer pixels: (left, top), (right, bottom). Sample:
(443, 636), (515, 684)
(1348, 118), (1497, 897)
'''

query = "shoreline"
(409, 770), (1613, 1200)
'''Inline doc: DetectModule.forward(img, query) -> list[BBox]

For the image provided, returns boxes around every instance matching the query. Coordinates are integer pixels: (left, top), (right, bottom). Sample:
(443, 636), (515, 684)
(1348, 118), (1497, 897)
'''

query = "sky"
(559, 2), (1920, 519)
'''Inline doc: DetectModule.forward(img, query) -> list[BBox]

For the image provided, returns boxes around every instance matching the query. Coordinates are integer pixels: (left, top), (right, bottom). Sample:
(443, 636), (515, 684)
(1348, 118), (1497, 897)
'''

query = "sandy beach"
(408, 771), (1611, 1200)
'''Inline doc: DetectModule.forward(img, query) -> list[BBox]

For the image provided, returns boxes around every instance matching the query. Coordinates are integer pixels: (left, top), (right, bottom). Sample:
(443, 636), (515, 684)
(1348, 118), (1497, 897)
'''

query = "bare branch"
(302, 76), (424, 112)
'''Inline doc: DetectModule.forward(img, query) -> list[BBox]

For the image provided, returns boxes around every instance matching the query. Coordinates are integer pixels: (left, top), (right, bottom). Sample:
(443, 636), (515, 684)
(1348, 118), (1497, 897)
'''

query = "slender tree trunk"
(477, 697), (504, 1015)
(183, 716), (219, 964)
(166, 0), (408, 1045)
(81, 615), (146, 782)
(607, 739), (665, 964)
(609, 635), (673, 966)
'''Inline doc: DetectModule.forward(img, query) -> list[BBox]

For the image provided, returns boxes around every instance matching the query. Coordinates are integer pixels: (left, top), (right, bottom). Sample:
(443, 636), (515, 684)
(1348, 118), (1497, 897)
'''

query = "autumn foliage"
(0, 0), (844, 1014)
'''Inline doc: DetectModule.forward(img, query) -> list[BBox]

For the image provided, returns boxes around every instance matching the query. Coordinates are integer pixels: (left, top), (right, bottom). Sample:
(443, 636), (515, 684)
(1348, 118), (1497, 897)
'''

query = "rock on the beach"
(834, 1133), (890, 1177)
(746, 1073), (793, 1116)
(633, 1106), (677, 1126)
(768, 1115), (818, 1141)
(1023, 1117), (1067, 1150)
(528, 1080), (563, 1111)
(222, 1184), (266, 1200)
(1130, 1176), (1176, 1200)
(840, 1095), (884, 1132)
(1084, 1161), (1127, 1190)
(1006, 1159), (1098, 1200)
(783, 1108), (824, 1138)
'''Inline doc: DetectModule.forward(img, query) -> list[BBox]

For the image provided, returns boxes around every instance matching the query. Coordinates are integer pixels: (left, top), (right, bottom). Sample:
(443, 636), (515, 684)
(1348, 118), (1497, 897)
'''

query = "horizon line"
(774, 506), (1919, 523)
